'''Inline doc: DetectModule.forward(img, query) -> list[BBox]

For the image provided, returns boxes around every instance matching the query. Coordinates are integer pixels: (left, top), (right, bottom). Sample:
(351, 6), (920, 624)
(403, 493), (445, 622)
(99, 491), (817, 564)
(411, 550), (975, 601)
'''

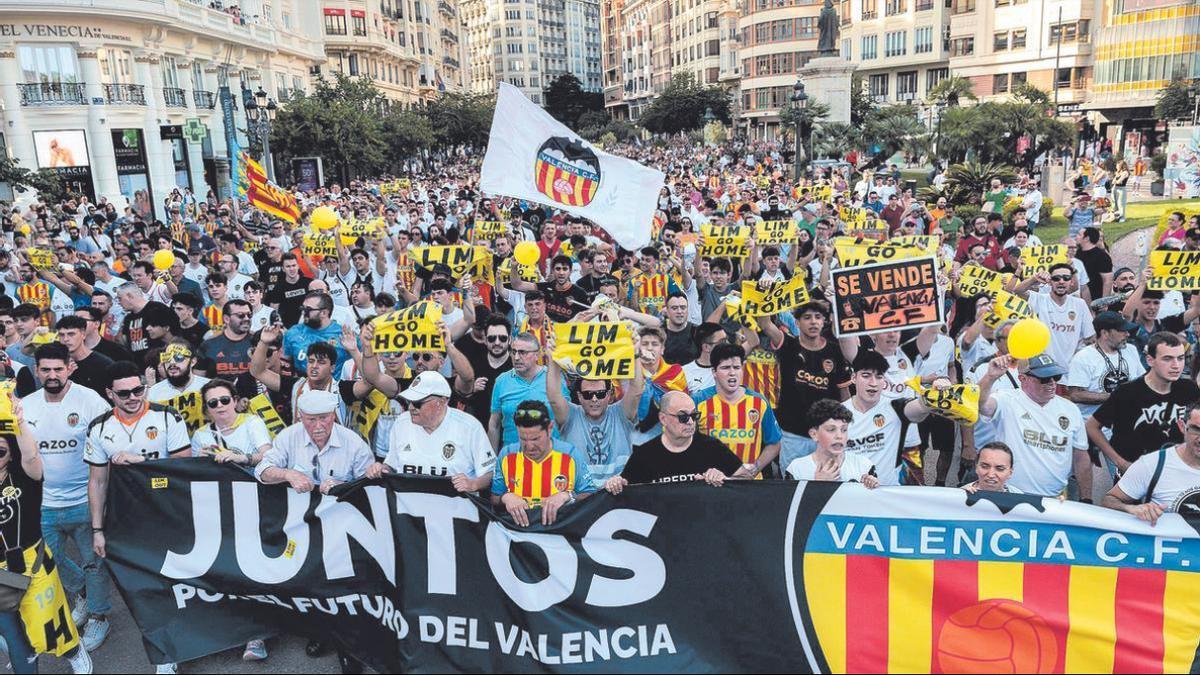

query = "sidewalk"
(1109, 225), (1152, 271)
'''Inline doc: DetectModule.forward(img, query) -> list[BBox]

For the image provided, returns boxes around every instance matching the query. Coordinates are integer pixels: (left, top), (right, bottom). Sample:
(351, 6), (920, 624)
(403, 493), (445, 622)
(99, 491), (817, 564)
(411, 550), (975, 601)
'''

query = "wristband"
(92, 527), (104, 533)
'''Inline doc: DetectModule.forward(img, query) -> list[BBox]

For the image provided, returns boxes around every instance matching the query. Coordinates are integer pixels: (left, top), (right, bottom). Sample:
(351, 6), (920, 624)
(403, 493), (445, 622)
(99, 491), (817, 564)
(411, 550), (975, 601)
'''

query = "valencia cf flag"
(237, 151), (300, 224)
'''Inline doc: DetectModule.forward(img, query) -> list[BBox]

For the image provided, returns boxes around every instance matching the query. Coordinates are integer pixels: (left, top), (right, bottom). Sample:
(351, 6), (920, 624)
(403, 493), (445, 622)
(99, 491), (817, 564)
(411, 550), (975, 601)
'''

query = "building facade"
(0, 0), (326, 217)
(461, 0), (602, 103)
(736, 0), (822, 139)
(603, 0), (673, 118)
(671, 0), (723, 86)
(840, 0), (950, 109)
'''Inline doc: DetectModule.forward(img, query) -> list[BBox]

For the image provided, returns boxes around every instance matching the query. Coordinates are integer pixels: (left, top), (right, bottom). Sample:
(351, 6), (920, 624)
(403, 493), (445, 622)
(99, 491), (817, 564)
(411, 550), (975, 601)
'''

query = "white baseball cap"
(399, 371), (451, 401)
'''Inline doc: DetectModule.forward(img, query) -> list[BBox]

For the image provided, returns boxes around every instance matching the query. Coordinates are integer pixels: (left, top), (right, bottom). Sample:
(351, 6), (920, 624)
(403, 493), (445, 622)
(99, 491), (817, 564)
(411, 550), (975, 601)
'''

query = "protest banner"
(246, 394), (286, 437)
(302, 232), (338, 258)
(892, 235), (939, 256)
(25, 248), (57, 272)
(906, 376), (980, 425)
(755, 220), (797, 246)
(740, 275), (811, 317)
(1149, 250), (1200, 291)
(700, 224), (751, 259)
(833, 239), (925, 268)
(471, 220), (509, 242)
(105, 464), (1200, 674)
(983, 289), (1032, 329)
(371, 301), (445, 354)
(831, 256), (943, 337)
(340, 217), (384, 246)
(159, 390), (205, 434)
(956, 264), (1009, 298)
(499, 257), (540, 284)
(410, 245), (493, 282)
(1021, 244), (1070, 276)
(0, 381), (15, 434)
(551, 321), (636, 379)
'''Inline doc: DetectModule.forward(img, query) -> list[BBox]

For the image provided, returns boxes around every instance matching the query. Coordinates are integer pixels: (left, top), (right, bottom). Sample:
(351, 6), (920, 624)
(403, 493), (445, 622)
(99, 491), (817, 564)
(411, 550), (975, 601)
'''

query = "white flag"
(480, 83), (664, 251)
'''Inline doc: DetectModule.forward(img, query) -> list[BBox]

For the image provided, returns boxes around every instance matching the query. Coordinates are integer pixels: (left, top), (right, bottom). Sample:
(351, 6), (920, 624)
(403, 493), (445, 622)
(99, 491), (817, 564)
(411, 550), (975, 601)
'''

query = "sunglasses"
(228, 312), (251, 320)
(486, 335), (510, 343)
(1033, 375), (1062, 384)
(112, 385), (147, 399)
(301, 306), (324, 314)
(579, 389), (610, 401)
(205, 395), (233, 408)
(408, 396), (438, 410)
(510, 348), (539, 356)
(668, 411), (701, 424)
(415, 353), (438, 362)
(514, 408), (548, 423)
(1049, 275), (1073, 282)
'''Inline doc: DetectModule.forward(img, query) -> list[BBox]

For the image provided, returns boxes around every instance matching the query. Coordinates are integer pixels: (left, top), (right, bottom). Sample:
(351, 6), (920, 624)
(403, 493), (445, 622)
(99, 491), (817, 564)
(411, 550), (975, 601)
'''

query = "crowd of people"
(0, 136), (1195, 673)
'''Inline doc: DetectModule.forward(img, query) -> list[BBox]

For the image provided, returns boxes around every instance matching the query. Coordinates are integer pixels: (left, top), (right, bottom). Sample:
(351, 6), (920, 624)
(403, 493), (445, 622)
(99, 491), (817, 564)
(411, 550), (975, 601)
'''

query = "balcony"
(104, 83), (146, 105)
(193, 89), (216, 108)
(916, 0), (933, 8)
(438, 0), (455, 15)
(444, 56), (460, 68)
(441, 28), (458, 42)
(163, 86), (188, 108)
(896, 91), (917, 103)
(862, 10), (877, 18)
(18, 82), (88, 106)
(870, 93), (889, 103)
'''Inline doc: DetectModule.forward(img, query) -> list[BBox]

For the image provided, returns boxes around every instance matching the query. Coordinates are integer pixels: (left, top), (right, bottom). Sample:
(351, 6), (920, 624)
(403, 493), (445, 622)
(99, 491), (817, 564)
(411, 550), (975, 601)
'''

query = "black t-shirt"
(71, 350), (115, 396)
(93, 338), (134, 365)
(178, 321), (208, 348)
(575, 275), (604, 304)
(621, 433), (743, 484)
(259, 259), (285, 293)
(121, 301), (170, 367)
(236, 373), (291, 424)
(777, 335), (852, 435)
(1093, 377), (1200, 462)
(266, 276), (312, 327)
(1075, 247), (1113, 300)
(538, 281), (589, 324)
(0, 465), (43, 555)
(198, 332), (254, 380)
(469, 355), (512, 426)
(664, 325), (697, 365)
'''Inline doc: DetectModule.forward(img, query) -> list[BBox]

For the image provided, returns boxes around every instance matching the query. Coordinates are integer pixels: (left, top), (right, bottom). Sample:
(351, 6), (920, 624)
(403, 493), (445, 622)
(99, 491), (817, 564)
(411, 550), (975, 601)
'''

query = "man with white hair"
(254, 389), (373, 494)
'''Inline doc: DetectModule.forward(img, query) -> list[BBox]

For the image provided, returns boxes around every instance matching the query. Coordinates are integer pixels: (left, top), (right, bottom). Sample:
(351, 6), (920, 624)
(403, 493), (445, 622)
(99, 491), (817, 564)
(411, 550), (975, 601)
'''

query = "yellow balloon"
(1008, 317), (1051, 360)
(514, 241), (541, 267)
(152, 250), (176, 271)
(311, 206), (339, 231)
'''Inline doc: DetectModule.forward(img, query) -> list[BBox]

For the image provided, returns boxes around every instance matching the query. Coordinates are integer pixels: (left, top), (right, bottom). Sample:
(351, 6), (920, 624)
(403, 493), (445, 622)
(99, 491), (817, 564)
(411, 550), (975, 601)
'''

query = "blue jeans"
(779, 431), (817, 475)
(40, 503), (111, 617)
(0, 610), (37, 673)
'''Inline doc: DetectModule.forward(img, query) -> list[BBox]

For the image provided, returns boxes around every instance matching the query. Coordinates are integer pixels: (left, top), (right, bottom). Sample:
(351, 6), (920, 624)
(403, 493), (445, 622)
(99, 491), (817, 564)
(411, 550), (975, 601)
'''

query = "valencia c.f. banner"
(534, 136), (600, 208)
(102, 461), (1200, 673)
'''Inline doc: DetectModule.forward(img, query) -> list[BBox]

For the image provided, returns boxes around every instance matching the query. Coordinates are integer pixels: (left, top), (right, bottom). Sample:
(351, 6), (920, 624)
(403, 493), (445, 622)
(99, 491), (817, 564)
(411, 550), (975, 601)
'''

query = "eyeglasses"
(579, 389), (610, 401)
(510, 348), (539, 356)
(1033, 375), (1062, 384)
(301, 306), (324, 314)
(667, 410), (701, 424)
(514, 408), (548, 423)
(1049, 275), (1073, 282)
(205, 395), (233, 409)
(486, 335), (510, 343)
(112, 385), (147, 399)
(415, 353), (438, 362)
(228, 312), (250, 320)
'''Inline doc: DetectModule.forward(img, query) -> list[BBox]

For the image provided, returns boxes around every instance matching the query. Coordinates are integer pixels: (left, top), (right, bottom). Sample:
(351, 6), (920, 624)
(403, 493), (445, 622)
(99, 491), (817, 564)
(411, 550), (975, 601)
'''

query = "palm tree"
(813, 122), (860, 160)
(926, 76), (977, 106)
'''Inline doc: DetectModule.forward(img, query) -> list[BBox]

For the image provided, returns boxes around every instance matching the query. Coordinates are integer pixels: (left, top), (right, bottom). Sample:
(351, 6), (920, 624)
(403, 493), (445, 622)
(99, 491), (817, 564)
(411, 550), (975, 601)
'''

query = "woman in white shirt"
(786, 399), (880, 487)
(191, 379), (272, 466)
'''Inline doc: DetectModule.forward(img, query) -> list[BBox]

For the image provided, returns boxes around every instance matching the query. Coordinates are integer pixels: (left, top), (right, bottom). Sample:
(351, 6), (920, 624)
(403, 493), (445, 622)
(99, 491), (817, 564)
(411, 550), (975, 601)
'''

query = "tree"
(934, 102), (1073, 169)
(0, 155), (64, 202)
(543, 74), (605, 128)
(812, 122), (860, 160)
(926, 76), (977, 105)
(850, 74), (873, 128)
(1012, 83), (1051, 106)
(637, 72), (731, 134)
(1155, 76), (1196, 125)
(860, 105), (928, 169)
(425, 91), (495, 147)
(920, 161), (1018, 206)
(270, 73), (389, 186)
(381, 108), (433, 168)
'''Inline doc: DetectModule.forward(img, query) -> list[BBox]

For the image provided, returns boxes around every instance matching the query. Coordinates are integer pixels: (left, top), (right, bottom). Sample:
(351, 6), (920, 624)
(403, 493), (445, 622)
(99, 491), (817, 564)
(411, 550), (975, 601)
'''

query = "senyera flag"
(237, 151), (300, 224)
(480, 82), (664, 251)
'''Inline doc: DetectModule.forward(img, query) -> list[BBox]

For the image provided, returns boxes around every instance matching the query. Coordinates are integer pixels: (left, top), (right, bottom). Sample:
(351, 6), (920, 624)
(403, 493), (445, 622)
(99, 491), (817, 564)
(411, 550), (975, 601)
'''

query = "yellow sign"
(0, 381), (15, 435)
(160, 390), (205, 434)
(551, 322), (636, 380)
(833, 239), (924, 268)
(957, 264), (1008, 298)
(26, 248), (56, 272)
(341, 217), (384, 246)
(353, 390), (390, 439)
(892, 235), (939, 256)
(700, 224), (751, 259)
(499, 257), (539, 284)
(756, 220), (797, 246)
(302, 232), (338, 258)
(739, 275), (811, 317)
(983, 289), (1031, 329)
(472, 220), (508, 242)
(906, 376), (980, 425)
(1149, 250), (1200, 292)
(411, 244), (493, 281)
(248, 394), (286, 437)
(1021, 244), (1070, 276)
(372, 301), (445, 354)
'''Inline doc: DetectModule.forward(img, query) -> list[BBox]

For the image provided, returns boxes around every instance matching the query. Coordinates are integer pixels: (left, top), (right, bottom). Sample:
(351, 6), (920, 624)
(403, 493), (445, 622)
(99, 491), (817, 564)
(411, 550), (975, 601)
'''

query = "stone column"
(136, 53), (171, 221)
(78, 51), (122, 206)
(175, 60), (211, 197)
(0, 50), (38, 193)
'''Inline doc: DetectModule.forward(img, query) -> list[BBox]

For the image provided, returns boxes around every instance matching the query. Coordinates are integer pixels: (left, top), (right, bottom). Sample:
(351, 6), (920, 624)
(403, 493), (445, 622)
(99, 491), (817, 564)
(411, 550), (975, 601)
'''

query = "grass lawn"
(1035, 197), (1200, 244)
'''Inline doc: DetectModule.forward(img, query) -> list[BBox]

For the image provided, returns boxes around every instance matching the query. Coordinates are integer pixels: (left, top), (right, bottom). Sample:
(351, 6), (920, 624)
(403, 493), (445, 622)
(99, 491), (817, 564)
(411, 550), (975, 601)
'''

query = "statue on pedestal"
(818, 0), (839, 56)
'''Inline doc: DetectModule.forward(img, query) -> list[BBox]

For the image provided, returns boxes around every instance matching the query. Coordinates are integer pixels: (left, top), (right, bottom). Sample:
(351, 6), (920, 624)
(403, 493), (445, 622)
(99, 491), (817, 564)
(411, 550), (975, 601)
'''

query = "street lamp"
(791, 78), (808, 180)
(934, 99), (947, 165)
(1190, 81), (1200, 126)
(241, 85), (277, 183)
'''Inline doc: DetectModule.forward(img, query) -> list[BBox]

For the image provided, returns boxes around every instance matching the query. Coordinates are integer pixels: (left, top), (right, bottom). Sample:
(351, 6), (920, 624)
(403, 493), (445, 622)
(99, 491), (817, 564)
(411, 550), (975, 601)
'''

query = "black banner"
(105, 461), (1200, 673)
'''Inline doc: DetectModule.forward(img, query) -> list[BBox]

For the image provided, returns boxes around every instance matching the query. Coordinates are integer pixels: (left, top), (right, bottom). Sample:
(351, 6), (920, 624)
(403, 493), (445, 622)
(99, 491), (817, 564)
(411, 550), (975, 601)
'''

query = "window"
(324, 12), (347, 35)
(348, 54), (359, 76)
(861, 35), (877, 59)
(950, 36), (974, 56)
(1049, 20), (1090, 44)
(869, 73), (889, 99)
(1056, 67), (1073, 89)
(353, 16), (367, 36)
(1011, 71), (1027, 87)
(160, 55), (179, 88)
(1011, 29), (1026, 48)
(18, 45), (80, 84)
(841, 38), (852, 59)
(97, 48), (133, 84)
(915, 26), (932, 53)
(993, 31), (1008, 51)
(897, 71), (917, 100)
(951, 0), (974, 13)
(192, 61), (204, 90)
(993, 73), (1009, 93)
(885, 30), (906, 57)
(862, 0), (877, 19)
(885, 0), (906, 15)
(926, 67), (948, 91)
